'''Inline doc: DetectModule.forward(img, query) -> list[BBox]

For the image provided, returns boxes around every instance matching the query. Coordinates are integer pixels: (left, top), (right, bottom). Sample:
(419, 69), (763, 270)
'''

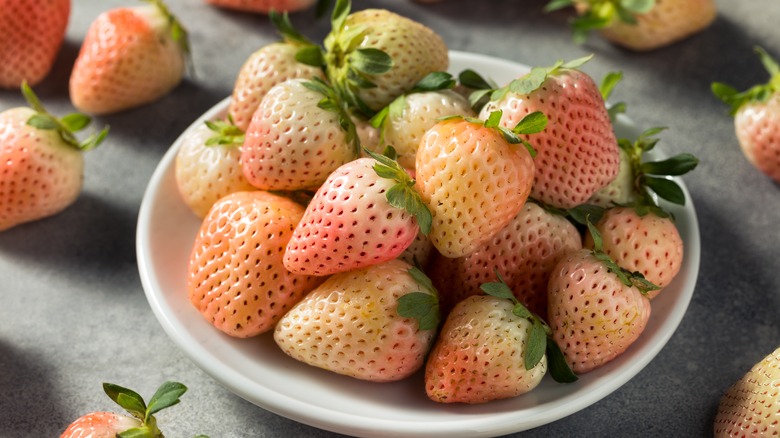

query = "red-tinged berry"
(188, 191), (324, 337)
(480, 56), (620, 210)
(1, 83), (107, 231)
(69, 0), (190, 114)
(0, 0), (70, 88)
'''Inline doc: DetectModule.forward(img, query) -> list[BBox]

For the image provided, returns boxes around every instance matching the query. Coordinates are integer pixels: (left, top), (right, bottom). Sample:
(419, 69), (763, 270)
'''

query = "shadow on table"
(0, 340), (68, 436)
(0, 192), (137, 275)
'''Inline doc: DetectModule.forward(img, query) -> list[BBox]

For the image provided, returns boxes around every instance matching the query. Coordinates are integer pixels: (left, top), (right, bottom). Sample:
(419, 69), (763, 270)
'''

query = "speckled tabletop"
(1, 0), (779, 437)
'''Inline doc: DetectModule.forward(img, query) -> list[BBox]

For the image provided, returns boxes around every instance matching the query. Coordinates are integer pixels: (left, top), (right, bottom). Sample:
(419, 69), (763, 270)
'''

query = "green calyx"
(269, 10), (326, 69)
(22, 82), (108, 151)
(585, 216), (660, 295)
(141, 0), (192, 66)
(396, 265), (440, 331)
(600, 70), (627, 121)
(204, 115), (244, 147)
(302, 77), (361, 158)
(712, 46), (780, 115)
(369, 71), (457, 142)
(463, 55), (593, 112)
(480, 272), (577, 383)
(544, 0), (656, 44)
(364, 146), (432, 235)
(443, 109), (547, 158)
(619, 127), (699, 217)
(103, 381), (190, 438)
(322, 0), (393, 118)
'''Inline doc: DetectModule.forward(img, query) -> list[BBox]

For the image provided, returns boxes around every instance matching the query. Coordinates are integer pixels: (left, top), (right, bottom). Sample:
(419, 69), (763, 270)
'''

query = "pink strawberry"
(547, 221), (655, 374)
(241, 77), (359, 191)
(0, 0), (70, 88)
(188, 190), (324, 338)
(175, 117), (256, 218)
(425, 276), (575, 404)
(228, 12), (326, 132)
(546, 0), (717, 51)
(369, 72), (475, 170)
(713, 47), (780, 184)
(714, 346), (780, 437)
(274, 259), (439, 382)
(0, 84), (107, 232)
(205, 0), (316, 14)
(69, 0), (190, 115)
(479, 56), (620, 210)
(428, 200), (582, 316)
(323, 0), (449, 116)
(60, 381), (193, 438)
(414, 110), (541, 258)
(584, 206), (683, 299)
(283, 152), (431, 276)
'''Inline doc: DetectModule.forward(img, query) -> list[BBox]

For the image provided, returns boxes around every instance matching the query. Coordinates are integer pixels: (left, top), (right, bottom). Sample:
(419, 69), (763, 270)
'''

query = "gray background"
(1, 0), (778, 436)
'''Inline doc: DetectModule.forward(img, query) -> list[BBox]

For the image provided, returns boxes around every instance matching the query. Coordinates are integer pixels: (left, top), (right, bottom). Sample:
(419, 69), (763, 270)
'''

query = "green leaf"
(330, 0), (350, 32)
(458, 69), (495, 91)
(484, 110), (502, 129)
(146, 381), (187, 419)
(628, 270), (661, 295)
(20, 81), (47, 113)
(104, 383), (146, 418)
(468, 89), (493, 110)
(397, 291), (439, 330)
(567, 204), (605, 226)
(364, 148), (432, 234)
(412, 71), (456, 92)
(561, 54), (594, 70)
(79, 126), (110, 151)
(620, 0), (654, 14)
(295, 46), (325, 68)
(512, 111), (547, 135)
(585, 216), (603, 252)
(369, 105), (390, 129)
(755, 46), (780, 77)
(508, 67), (548, 95)
(544, 0), (575, 12)
(480, 280), (516, 302)
(59, 113), (91, 132)
(643, 176), (686, 205)
(117, 428), (153, 438)
(524, 320), (547, 370)
(599, 71), (623, 101)
(350, 48), (392, 75)
(546, 340), (578, 383)
(640, 153), (699, 176)
(270, 10), (313, 46)
(26, 114), (59, 131)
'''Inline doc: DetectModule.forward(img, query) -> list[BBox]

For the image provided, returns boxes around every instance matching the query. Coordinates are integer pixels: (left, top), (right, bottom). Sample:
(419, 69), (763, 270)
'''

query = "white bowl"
(136, 51), (701, 438)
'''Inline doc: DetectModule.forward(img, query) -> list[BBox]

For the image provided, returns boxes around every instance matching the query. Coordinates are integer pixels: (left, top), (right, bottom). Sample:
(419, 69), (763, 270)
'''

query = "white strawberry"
(369, 72), (475, 170)
(175, 117), (256, 218)
(228, 11), (326, 132)
(274, 259), (440, 382)
(241, 77), (359, 191)
(283, 151), (431, 277)
(322, 0), (449, 116)
(1, 83), (107, 231)
(547, 220), (655, 374)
